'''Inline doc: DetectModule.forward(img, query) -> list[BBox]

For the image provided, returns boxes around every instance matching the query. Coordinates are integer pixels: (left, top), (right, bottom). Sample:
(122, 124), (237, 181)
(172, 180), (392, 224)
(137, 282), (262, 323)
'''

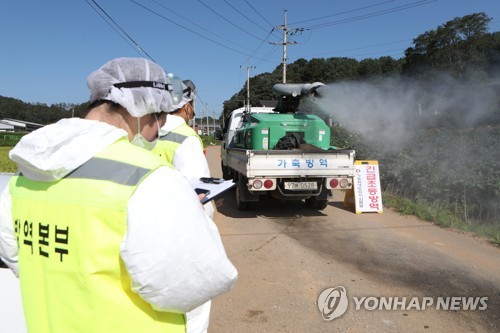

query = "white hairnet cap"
(174, 79), (197, 111)
(87, 57), (181, 117)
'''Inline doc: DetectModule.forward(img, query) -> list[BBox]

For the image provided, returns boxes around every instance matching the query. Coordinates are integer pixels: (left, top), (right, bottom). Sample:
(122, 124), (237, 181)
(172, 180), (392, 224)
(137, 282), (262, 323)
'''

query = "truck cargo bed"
(226, 147), (355, 178)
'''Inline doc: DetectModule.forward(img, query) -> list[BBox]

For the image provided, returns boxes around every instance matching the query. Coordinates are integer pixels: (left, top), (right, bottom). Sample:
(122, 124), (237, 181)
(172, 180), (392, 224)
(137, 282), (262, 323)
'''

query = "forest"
(0, 13), (499, 238)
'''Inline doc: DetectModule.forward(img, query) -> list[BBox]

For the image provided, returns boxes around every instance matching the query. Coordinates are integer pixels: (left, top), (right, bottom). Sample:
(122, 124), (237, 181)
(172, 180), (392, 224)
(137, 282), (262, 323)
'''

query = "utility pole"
(270, 10), (301, 83)
(245, 65), (256, 112)
(205, 103), (209, 135)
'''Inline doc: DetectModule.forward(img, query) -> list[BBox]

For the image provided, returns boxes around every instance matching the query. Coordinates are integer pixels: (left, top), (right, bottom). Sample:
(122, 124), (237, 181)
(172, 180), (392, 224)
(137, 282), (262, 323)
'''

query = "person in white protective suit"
(0, 57), (237, 333)
(152, 80), (215, 333)
(153, 79), (214, 218)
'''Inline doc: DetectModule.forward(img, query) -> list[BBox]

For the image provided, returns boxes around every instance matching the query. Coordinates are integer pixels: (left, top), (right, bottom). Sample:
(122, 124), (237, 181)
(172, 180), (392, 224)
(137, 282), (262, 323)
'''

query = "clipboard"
(194, 177), (236, 204)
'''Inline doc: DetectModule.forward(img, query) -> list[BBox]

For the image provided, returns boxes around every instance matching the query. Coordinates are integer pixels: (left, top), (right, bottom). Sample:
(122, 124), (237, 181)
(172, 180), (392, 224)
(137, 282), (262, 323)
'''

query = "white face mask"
(131, 115), (160, 150)
(131, 133), (157, 150)
(185, 103), (196, 126)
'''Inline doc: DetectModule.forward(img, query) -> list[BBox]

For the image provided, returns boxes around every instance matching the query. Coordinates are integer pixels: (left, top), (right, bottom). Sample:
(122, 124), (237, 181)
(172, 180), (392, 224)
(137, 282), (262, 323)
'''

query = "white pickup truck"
(217, 105), (356, 210)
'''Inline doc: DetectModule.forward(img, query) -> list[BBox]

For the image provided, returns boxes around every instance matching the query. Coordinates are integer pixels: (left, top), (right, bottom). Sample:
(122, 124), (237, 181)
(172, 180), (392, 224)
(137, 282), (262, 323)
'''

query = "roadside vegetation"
(0, 133), (25, 173)
(331, 125), (500, 246)
(200, 134), (220, 148)
(0, 147), (17, 173)
(383, 193), (500, 246)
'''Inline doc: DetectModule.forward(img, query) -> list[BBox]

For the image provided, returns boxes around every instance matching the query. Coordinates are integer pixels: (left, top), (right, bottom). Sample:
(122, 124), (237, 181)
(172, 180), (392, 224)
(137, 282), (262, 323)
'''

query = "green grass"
(0, 132), (26, 147)
(200, 135), (221, 147)
(0, 147), (17, 173)
(383, 192), (500, 246)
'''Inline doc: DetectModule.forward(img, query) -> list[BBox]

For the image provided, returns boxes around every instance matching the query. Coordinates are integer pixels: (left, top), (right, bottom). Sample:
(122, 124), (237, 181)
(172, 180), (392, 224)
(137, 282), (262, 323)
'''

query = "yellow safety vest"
(9, 137), (186, 333)
(153, 123), (204, 164)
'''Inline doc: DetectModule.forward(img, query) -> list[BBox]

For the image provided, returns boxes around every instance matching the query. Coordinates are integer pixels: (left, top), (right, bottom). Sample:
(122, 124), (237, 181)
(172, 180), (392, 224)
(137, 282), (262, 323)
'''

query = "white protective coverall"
(0, 118), (237, 320)
(163, 114), (215, 218)
(162, 113), (215, 333)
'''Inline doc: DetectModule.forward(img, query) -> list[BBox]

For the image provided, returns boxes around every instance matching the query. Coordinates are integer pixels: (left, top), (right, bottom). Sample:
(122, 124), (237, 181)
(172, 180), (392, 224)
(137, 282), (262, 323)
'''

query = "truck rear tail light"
(326, 177), (352, 189)
(253, 179), (263, 189)
(250, 178), (276, 191)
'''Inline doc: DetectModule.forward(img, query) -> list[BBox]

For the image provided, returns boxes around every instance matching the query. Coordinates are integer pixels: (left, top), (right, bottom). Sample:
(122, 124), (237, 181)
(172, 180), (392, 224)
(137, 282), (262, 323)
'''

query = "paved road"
(205, 146), (500, 333)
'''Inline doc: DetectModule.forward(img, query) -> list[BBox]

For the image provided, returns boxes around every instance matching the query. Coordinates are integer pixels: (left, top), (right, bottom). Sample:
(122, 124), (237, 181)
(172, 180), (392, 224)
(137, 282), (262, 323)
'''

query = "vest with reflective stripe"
(153, 122), (203, 164)
(9, 137), (186, 333)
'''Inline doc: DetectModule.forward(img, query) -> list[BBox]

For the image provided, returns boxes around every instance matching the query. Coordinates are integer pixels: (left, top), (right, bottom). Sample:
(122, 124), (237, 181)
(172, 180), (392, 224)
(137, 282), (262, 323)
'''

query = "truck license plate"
(284, 182), (317, 190)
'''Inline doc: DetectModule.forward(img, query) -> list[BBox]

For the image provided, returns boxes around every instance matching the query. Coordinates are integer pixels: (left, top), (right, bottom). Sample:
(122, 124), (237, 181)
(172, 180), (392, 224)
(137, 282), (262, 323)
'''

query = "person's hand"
(197, 193), (207, 202)
(194, 188), (210, 205)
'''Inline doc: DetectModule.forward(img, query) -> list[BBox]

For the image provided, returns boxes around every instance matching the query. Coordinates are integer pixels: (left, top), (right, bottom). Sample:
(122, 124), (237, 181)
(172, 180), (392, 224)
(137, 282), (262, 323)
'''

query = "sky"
(1, 0), (499, 118)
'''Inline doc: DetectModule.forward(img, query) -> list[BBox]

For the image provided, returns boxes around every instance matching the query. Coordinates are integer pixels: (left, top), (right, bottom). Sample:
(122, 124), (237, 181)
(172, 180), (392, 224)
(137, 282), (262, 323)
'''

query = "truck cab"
(219, 106), (275, 178)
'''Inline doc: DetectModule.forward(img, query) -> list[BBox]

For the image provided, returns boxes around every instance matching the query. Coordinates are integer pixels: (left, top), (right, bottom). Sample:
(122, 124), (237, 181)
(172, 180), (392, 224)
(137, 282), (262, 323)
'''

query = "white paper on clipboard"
(193, 178), (236, 204)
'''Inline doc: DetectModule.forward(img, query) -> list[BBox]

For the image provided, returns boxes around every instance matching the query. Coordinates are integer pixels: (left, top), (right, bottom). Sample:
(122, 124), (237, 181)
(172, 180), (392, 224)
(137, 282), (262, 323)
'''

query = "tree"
(0, 96), (74, 125)
(357, 58), (381, 77)
(403, 13), (493, 79)
(325, 57), (359, 82)
(303, 58), (327, 82)
(284, 58), (309, 82)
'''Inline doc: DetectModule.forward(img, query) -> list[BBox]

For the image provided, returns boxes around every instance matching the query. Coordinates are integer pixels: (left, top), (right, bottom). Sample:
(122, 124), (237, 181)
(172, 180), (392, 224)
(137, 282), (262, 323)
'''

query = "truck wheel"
(221, 163), (231, 180)
(236, 183), (249, 210)
(235, 180), (258, 210)
(305, 197), (328, 210)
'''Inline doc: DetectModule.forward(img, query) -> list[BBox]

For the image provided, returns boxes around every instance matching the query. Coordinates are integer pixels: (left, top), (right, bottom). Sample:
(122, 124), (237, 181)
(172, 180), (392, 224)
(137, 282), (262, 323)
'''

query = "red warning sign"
(352, 160), (383, 214)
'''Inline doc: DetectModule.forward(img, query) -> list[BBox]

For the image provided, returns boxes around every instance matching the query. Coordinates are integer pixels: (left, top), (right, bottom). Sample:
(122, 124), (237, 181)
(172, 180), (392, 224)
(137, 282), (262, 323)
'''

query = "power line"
(149, 0), (280, 68)
(291, 38), (413, 60)
(243, 0), (275, 29)
(150, 0), (260, 55)
(197, 0), (268, 42)
(125, 0), (283, 75)
(241, 30), (277, 68)
(222, 0), (270, 35)
(85, 0), (156, 61)
(130, 0), (274, 62)
(289, 48), (406, 63)
(223, 1), (285, 68)
(288, 0), (397, 26)
(303, 0), (438, 30)
(250, 44), (280, 68)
